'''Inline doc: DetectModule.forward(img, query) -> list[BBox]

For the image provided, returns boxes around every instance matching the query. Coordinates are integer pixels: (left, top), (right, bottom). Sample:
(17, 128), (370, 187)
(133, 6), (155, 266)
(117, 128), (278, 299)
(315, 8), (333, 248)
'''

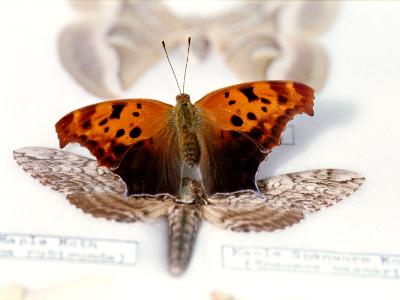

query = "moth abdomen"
(168, 204), (201, 276)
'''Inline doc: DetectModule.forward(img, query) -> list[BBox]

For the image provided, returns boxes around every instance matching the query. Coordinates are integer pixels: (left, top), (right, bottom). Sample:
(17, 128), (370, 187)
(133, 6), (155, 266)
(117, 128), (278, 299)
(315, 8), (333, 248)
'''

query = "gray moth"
(14, 147), (364, 276)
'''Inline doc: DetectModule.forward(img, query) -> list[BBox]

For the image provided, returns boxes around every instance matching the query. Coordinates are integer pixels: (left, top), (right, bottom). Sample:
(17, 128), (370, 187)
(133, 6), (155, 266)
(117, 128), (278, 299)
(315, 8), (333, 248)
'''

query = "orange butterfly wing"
(56, 99), (182, 196)
(195, 81), (314, 195)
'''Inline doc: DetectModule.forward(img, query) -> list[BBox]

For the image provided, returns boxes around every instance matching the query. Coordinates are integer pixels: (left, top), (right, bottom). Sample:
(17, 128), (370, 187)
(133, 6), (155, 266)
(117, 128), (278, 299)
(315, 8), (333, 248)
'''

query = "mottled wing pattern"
(13, 147), (126, 195)
(202, 205), (304, 232)
(68, 193), (174, 223)
(258, 169), (365, 213)
(195, 81), (314, 195)
(56, 99), (182, 196)
(207, 191), (267, 209)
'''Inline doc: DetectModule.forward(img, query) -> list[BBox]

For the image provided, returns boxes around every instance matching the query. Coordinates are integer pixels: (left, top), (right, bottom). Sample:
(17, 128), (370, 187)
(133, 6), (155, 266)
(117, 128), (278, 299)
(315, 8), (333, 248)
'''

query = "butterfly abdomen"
(179, 131), (200, 167)
(175, 95), (201, 167)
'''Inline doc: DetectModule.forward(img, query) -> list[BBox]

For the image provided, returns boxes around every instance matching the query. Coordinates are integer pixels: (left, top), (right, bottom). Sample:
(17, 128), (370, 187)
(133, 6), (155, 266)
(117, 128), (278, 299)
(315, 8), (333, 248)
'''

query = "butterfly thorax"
(174, 94), (200, 167)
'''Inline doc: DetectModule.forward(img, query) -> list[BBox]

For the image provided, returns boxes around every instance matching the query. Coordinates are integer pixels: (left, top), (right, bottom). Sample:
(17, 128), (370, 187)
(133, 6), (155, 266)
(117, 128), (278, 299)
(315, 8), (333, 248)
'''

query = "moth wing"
(13, 147), (126, 195)
(258, 169), (365, 213)
(207, 191), (267, 209)
(202, 205), (304, 232)
(195, 81), (314, 195)
(68, 193), (174, 223)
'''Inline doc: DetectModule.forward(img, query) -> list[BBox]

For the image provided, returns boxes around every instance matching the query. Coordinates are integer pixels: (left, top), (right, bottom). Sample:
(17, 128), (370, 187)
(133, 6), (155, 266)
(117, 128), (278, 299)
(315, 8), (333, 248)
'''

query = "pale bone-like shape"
(14, 147), (364, 276)
(265, 36), (329, 93)
(59, 21), (122, 98)
(58, 0), (339, 98)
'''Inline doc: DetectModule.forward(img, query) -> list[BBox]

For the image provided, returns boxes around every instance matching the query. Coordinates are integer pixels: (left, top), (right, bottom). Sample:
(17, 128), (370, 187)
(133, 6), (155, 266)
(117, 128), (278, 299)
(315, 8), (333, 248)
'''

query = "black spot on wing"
(99, 118), (108, 126)
(228, 100), (236, 105)
(110, 104), (125, 119)
(247, 112), (257, 120)
(224, 92), (229, 98)
(130, 127), (141, 138)
(261, 98), (271, 104)
(136, 103), (142, 109)
(240, 87), (258, 102)
(116, 129), (125, 138)
(132, 112), (140, 117)
(262, 106), (267, 112)
(231, 115), (243, 127)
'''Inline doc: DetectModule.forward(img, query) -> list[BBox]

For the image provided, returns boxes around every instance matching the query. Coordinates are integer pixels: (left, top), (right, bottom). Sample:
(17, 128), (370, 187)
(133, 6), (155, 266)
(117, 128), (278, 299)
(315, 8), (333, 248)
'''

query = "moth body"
(168, 177), (205, 275)
(168, 204), (201, 276)
(175, 93), (201, 167)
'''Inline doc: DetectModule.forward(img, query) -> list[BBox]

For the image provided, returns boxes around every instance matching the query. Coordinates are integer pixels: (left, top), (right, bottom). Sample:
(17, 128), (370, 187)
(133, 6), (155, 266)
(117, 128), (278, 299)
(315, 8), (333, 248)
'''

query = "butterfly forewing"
(56, 99), (183, 196)
(56, 99), (173, 168)
(195, 81), (314, 195)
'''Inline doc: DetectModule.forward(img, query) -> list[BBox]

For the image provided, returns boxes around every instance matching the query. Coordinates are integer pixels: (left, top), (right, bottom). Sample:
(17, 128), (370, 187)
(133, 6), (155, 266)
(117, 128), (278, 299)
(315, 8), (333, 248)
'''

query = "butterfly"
(56, 39), (315, 197)
(14, 147), (364, 275)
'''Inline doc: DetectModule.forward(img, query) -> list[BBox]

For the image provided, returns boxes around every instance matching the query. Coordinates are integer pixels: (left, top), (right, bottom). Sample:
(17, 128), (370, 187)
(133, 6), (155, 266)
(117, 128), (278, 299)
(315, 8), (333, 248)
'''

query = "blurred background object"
(0, 277), (110, 300)
(59, 0), (339, 98)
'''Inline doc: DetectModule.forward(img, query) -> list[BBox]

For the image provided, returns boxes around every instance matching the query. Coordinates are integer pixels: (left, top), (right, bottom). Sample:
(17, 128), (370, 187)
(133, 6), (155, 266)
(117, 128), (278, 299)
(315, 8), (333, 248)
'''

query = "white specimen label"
(0, 233), (137, 266)
(222, 245), (400, 279)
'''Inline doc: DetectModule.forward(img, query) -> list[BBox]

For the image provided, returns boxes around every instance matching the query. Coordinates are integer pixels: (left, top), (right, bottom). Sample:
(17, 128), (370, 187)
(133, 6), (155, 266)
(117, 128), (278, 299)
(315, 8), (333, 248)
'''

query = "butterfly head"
(176, 93), (191, 104)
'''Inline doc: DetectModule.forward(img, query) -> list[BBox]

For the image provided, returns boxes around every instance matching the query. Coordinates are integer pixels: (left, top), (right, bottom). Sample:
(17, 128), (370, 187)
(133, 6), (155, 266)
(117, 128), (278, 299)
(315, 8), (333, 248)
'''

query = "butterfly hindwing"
(195, 81), (314, 195)
(56, 99), (183, 196)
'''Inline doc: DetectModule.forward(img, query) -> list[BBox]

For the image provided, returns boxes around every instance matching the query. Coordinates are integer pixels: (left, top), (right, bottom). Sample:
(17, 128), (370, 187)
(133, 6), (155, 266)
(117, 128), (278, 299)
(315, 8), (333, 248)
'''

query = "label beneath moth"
(0, 233), (137, 266)
(222, 245), (400, 279)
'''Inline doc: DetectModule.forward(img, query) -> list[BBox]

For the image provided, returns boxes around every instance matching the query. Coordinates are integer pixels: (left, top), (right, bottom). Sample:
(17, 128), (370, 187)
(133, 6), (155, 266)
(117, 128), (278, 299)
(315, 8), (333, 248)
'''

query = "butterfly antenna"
(162, 40), (182, 94)
(182, 37), (191, 94)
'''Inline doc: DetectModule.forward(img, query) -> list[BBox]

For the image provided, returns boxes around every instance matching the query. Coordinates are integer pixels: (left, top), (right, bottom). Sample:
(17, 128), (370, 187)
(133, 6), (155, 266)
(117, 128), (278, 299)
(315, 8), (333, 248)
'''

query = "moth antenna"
(162, 40), (182, 94)
(182, 37), (191, 94)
